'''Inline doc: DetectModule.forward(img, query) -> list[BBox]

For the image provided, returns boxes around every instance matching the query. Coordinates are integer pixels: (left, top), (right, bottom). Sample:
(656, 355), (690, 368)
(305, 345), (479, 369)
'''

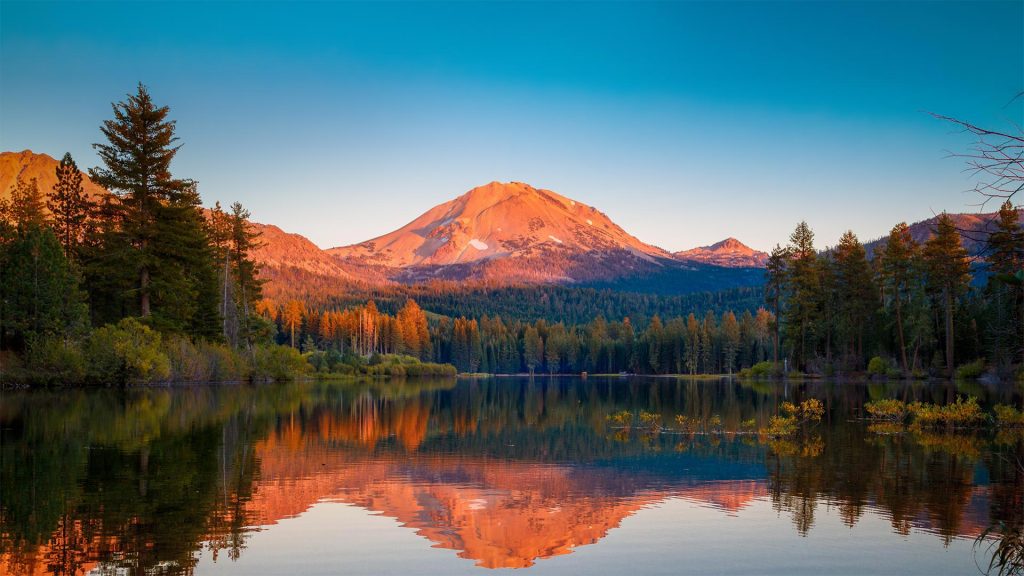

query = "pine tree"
(48, 152), (93, 260)
(986, 200), (1022, 365)
(764, 244), (788, 364)
(989, 200), (1022, 277)
(721, 311), (740, 374)
(523, 326), (542, 375)
(0, 226), (88, 347)
(685, 313), (700, 374)
(923, 213), (971, 377)
(784, 222), (821, 371)
(878, 222), (916, 375)
(90, 84), (196, 321)
(2, 177), (48, 230)
(230, 202), (264, 348)
(833, 231), (876, 368)
(645, 315), (663, 373)
(150, 184), (221, 337)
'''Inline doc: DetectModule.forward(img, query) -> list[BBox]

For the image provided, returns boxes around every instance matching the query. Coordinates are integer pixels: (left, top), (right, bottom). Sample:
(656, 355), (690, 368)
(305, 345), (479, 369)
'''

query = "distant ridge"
(675, 237), (768, 268)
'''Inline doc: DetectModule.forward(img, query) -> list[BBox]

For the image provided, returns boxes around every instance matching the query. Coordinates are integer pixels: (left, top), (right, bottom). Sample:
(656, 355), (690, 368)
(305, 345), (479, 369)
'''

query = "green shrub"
(305, 352), (455, 378)
(740, 361), (780, 379)
(85, 318), (170, 385)
(639, 411), (661, 430)
(252, 345), (310, 381)
(708, 414), (723, 432)
(955, 359), (986, 380)
(908, 396), (986, 428)
(163, 335), (207, 381)
(867, 356), (889, 377)
(159, 335), (251, 383)
(864, 399), (908, 422)
(201, 341), (250, 381)
(675, 414), (697, 433)
(607, 410), (633, 428)
(762, 399), (824, 437)
(993, 404), (1024, 427)
(765, 415), (797, 437)
(24, 335), (86, 384)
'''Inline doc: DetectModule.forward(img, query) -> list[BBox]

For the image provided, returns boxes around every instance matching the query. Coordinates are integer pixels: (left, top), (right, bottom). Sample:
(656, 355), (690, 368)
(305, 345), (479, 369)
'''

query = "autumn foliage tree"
(282, 300), (304, 348)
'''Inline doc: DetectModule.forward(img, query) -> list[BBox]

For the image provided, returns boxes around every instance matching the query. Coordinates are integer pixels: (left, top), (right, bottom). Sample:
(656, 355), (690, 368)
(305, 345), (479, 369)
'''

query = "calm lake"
(1, 376), (1022, 575)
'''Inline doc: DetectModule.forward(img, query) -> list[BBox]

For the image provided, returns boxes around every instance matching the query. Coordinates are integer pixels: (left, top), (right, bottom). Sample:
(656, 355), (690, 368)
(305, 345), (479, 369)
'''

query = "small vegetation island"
(0, 84), (1022, 388)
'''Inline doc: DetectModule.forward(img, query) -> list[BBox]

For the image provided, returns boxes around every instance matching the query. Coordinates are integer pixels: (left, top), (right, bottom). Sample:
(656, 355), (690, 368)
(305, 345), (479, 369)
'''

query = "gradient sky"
(1, 1), (1022, 252)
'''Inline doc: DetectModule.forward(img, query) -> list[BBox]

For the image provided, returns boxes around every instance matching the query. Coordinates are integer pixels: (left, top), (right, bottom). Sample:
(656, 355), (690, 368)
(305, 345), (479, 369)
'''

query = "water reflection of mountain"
(248, 420), (770, 568)
(0, 377), (1021, 574)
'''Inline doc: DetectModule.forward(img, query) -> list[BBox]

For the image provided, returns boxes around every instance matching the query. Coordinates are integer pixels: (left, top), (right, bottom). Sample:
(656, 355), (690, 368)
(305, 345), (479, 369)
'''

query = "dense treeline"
(257, 295), (776, 375)
(306, 282), (764, 325)
(0, 84), (303, 385)
(261, 207), (1021, 378)
(766, 209), (1021, 378)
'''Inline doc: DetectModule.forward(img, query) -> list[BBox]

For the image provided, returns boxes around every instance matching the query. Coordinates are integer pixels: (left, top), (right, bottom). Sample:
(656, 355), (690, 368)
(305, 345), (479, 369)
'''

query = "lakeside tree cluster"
(0, 85), (301, 385)
(766, 210), (1021, 379)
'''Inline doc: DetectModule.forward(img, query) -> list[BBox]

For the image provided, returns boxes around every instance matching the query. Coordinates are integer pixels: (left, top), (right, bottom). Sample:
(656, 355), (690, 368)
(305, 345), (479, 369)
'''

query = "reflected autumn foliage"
(0, 377), (1022, 574)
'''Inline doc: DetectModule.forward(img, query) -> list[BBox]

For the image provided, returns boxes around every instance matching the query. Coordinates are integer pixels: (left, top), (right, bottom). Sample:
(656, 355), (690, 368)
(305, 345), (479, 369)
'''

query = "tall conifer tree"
(48, 152), (92, 259)
(923, 214), (971, 377)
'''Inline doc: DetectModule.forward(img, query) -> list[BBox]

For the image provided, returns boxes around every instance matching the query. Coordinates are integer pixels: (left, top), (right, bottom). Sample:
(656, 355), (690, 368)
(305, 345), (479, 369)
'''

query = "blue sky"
(1, 1), (1021, 251)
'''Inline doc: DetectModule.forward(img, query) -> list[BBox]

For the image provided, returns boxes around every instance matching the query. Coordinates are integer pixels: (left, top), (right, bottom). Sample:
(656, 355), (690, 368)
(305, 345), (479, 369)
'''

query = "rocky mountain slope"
(328, 181), (688, 283)
(863, 209), (1022, 258)
(0, 150), (108, 203)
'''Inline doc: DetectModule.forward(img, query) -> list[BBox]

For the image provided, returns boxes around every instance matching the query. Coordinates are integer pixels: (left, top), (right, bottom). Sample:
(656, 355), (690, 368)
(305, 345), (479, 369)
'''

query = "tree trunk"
(140, 267), (151, 317)
(894, 292), (908, 376)
(944, 286), (954, 378)
(1019, 288), (1023, 368)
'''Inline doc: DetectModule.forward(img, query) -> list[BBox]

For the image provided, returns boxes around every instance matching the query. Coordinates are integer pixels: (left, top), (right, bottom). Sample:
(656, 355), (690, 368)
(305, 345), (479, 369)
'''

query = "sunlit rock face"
(0, 150), (108, 206)
(327, 181), (686, 283)
(330, 181), (671, 267)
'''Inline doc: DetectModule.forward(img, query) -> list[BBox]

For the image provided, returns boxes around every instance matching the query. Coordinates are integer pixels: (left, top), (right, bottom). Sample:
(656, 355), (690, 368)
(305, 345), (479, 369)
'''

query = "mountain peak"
(675, 237), (767, 268)
(329, 182), (672, 277)
(708, 237), (745, 249)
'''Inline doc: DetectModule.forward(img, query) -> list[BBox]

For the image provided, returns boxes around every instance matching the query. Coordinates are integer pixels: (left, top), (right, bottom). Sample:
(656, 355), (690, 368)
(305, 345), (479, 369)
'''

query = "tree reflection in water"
(0, 377), (1020, 574)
